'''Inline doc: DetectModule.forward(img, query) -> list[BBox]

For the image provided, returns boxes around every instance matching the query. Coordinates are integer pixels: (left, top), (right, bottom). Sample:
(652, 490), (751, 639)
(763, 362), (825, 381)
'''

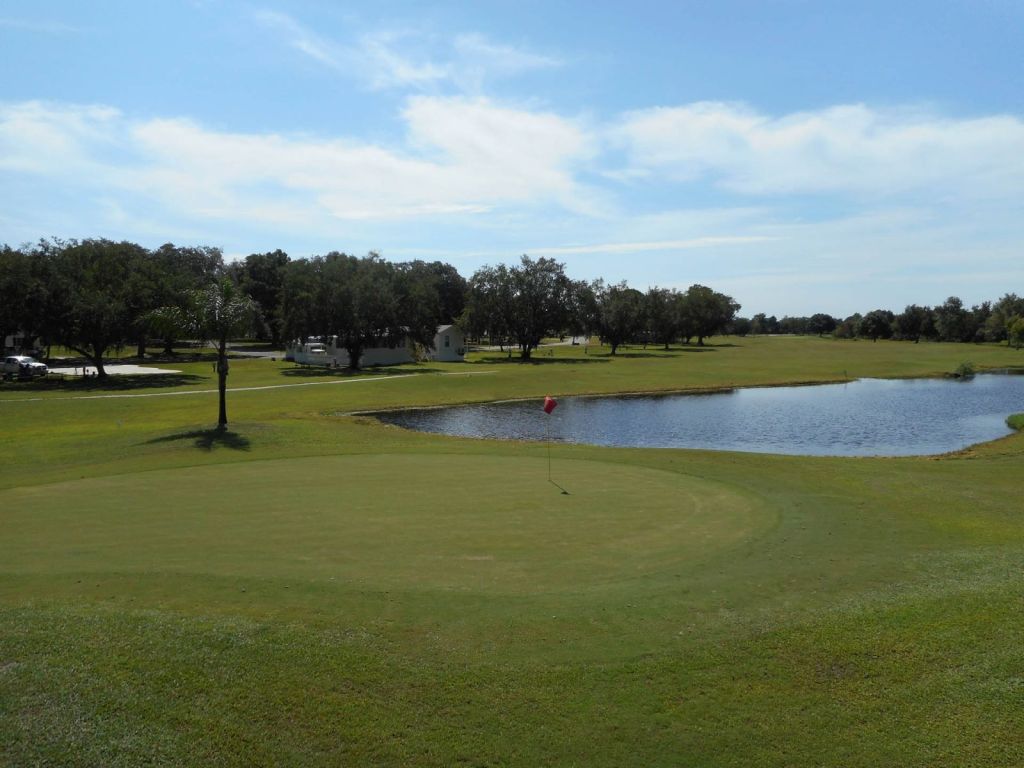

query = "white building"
(3, 333), (40, 354)
(288, 335), (414, 367)
(287, 324), (466, 367)
(428, 324), (466, 362)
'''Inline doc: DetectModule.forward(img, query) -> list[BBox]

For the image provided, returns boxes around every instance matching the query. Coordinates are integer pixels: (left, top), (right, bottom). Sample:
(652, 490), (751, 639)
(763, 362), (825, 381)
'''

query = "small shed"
(429, 325), (466, 362)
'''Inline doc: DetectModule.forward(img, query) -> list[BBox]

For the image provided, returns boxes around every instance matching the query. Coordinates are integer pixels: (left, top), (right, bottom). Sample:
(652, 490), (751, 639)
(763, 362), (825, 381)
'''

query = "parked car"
(2, 355), (48, 379)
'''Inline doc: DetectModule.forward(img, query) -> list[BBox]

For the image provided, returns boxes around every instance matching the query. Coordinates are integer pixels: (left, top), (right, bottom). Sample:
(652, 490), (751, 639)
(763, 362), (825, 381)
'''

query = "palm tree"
(148, 278), (259, 427)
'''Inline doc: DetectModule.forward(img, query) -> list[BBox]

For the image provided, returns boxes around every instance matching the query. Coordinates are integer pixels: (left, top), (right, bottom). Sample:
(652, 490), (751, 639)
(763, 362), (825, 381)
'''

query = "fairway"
(4, 454), (765, 595)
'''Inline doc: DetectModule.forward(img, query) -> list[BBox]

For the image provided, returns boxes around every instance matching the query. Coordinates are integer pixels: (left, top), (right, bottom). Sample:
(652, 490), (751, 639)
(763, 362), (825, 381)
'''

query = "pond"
(374, 373), (1024, 456)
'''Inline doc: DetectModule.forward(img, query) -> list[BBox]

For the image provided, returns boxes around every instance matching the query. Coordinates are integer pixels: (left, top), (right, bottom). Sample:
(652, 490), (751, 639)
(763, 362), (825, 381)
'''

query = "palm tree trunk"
(217, 338), (229, 427)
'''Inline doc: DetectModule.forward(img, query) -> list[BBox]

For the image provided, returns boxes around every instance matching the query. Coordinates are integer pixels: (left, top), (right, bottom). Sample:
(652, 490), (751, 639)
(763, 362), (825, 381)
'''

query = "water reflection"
(376, 374), (1024, 456)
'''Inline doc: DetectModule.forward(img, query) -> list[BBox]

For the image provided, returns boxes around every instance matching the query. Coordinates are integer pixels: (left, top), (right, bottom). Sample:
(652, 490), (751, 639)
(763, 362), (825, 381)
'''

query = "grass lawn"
(2, 336), (1023, 766)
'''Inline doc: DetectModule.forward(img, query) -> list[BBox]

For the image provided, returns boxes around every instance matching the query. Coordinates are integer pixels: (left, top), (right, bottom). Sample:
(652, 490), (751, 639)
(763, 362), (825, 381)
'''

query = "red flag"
(543, 395), (558, 414)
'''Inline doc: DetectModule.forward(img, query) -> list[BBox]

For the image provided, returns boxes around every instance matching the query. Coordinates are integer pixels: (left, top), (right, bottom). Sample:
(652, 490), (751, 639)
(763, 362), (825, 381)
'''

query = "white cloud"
(453, 33), (561, 74)
(450, 33), (561, 92)
(615, 101), (1024, 198)
(358, 30), (450, 90)
(0, 97), (596, 225)
(402, 96), (596, 211)
(253, 11), (559, 93)
(0, 101), (121, 175)
(252, 10), (341, 69)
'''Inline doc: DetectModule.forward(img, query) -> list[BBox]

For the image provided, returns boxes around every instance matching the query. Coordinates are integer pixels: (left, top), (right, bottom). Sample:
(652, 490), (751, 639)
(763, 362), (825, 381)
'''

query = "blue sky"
(2, 0), (1022, 316)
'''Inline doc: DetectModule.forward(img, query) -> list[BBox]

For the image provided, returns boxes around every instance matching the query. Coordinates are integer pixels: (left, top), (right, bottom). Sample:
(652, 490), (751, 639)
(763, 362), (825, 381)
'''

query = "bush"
(953, 361), (976, 378)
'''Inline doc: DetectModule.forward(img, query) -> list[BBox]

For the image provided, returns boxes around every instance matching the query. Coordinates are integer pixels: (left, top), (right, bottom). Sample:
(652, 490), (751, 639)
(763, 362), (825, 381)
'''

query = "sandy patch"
(48, 364), (182, 376)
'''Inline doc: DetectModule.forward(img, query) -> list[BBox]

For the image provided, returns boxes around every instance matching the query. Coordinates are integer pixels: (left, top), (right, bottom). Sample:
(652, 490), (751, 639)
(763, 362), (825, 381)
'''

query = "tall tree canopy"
(0, 246), (45, 352)
(859, 309), (895, 341)
(679, 284), (741, 346)
(230, 250), (290, 345)
(318, 252), (406, 371)
(894, 305), (932, 343)
(645, 287), (680, 349)
(595, 282), (645, 355)
(466, 256), (573, 360)
(39, 238), (152, 377)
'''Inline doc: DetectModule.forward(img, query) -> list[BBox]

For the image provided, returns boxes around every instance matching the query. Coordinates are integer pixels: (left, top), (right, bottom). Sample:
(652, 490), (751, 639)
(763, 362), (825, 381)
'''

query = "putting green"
(4, 453), (768, 594)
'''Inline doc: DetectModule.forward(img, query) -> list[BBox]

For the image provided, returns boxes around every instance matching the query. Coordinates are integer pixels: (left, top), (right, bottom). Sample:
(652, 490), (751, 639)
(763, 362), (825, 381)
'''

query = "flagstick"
(543, 396), (568, 494)
(547, 416), (552, 483)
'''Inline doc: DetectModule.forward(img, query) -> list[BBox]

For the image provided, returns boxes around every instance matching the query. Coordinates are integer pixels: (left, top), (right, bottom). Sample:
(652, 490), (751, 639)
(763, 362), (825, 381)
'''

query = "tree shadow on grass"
(144, 427), (251, 452)
(610, 348), (719, 359)
(474, 354), (610, 365)
(278, 364), (447, 378)
(226, 343), (284, 353)
(5, 373), (208, 392)
(139, 351), (220, 363)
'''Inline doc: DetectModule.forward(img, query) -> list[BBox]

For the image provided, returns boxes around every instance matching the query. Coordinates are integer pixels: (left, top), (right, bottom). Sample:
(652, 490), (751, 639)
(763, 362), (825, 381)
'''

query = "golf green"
(4, 453), (767, 595)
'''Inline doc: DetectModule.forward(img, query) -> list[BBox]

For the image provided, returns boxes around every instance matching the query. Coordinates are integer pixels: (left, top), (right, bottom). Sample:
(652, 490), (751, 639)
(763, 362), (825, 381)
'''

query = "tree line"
(10, 237), (1011, 383)
(740, 295), (1024, 348)
(0, 240), (470, 375)
(0, 240), (743, 371)
(461, 257), (740, 359)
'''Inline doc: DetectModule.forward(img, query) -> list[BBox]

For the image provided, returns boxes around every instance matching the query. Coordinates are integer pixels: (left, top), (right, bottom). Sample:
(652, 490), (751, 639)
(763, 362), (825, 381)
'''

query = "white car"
(2, 355), (48, 379)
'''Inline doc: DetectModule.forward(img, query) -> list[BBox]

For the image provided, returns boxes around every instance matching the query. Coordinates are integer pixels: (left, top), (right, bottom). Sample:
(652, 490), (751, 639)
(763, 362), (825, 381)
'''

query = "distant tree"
(808, 313), (838, 336)
(646, 287), (680, 348)
(280, 257), (322, 344)
(920, 310), (938, 341)
(750, 313), (778, 336)
(565, 279), (598, 342)
(675, 291), (697, 344)
(466, 256), (573, 360)
(730, 317), (752, 336)
(395, 260), (468, 326)
(508, 256), (574, 359)
(894, 304), (931, 343)
(859, 309), (895, 341)
(987, 294), (1024, 344)
(395, 262), (449, 353)
(232, 250), (290, 345)
(153, 243), (224, 286)
(0, 246), (43, 351)
(834, 313), (862, 339)
(680, 284), (740, 345)
(969, 301), (992, 343)
(1009, 316), (1024, 350)
(40, 238), (152, 377)
(595, 282), (645, 355)
(779, 316), (810, 335)
(148, 278), (258, 427)
(430, 261), (468, 322)
(464, 263), (513, 347)
(934, 296), (972, 342)
(319, 252), (405, 371)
